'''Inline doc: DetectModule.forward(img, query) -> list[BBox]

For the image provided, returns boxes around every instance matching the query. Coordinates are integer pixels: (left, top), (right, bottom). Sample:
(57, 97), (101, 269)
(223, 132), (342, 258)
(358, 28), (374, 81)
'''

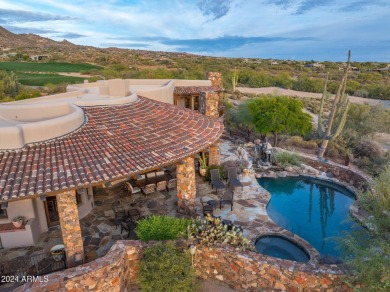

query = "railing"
(0, 252), (66, 289)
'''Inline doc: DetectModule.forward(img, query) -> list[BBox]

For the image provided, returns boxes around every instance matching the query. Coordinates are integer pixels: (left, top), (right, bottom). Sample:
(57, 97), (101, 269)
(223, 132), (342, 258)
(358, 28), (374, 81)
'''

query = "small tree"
(318, 51), (351, 159)
(247, 95), (312, 146)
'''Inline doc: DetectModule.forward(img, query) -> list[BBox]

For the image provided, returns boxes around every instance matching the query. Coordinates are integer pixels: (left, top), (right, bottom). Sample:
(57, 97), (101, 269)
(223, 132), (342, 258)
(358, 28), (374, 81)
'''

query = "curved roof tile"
(0, 96), (223, 201)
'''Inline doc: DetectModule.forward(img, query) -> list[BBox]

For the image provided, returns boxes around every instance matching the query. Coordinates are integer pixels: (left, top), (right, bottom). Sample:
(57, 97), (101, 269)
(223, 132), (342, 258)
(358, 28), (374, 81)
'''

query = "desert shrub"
(273, 151), (302, 166)
(353, 140), (385, 160)
(205, 165), (225, 181)
(287, 136), (318, 149)
(187, 214), (252, 251)
(340, 166), (390, 291)
(136, 215), (191, 242)
(140, 242), (198, 292)
(324, 141), (344, 159)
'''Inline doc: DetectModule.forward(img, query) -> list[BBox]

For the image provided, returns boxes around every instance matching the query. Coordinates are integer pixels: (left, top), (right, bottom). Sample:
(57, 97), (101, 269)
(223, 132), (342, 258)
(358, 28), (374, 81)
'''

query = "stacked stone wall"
(207, 72), (222, 88)
(303, 158), (370, 190)
(194, 244), (350, 291)
(15, 241), (351, 292)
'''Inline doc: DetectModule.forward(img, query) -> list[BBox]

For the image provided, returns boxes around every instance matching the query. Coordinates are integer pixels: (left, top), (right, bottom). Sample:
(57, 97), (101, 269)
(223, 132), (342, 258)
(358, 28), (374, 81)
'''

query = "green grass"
(16, 73), (84, 86)
(0, 61), (102, 73)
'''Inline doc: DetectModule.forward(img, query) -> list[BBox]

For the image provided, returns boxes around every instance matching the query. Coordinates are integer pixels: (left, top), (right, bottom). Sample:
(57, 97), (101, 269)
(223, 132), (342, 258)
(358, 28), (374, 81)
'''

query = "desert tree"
(247, 95), (312, 146)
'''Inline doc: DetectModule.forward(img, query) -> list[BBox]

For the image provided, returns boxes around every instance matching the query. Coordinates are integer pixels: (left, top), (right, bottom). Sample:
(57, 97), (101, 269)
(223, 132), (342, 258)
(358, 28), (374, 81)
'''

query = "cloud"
(295, 0), (334, 14)
(100, 43), (151, 48)
(340, 0), (389, 12)
(59, 32), (85, 39)
(0, 8), (74, 24)
(197, 0), (233, 20)
(103, 35), (316, 52)
(3, 25), (57, 34)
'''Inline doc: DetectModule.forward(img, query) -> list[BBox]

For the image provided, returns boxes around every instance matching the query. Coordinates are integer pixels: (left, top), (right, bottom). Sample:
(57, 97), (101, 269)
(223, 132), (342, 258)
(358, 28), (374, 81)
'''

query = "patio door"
(44, 196), (60, 227)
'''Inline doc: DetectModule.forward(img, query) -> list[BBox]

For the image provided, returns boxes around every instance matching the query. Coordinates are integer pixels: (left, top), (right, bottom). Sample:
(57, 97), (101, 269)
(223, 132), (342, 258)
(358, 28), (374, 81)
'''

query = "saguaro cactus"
(232, 67), (239, 92)
(317, 51), (351, 159)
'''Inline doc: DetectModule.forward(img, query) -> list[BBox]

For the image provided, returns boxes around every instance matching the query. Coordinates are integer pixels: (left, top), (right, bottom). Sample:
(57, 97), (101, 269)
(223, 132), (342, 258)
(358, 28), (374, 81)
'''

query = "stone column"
(199, 91), (219, 118)
(176, 157), (196, 216)
(199, 91), (221, 165)
(208, 142), (221, 166)
(57, 190), (84, 267)
(207, 72), (222, 88)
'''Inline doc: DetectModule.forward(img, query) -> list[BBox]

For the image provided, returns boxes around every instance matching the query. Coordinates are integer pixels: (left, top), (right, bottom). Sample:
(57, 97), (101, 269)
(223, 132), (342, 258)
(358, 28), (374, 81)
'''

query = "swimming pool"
(257, 176), (362, 258)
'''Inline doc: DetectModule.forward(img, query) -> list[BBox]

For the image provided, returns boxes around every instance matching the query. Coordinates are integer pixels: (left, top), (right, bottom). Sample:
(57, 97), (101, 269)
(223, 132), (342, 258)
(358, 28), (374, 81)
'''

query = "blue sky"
(0, 0), (389, 61)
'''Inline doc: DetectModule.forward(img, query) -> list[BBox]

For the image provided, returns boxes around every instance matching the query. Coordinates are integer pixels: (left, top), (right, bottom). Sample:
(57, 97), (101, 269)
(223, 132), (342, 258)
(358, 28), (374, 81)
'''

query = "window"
(0, 209), (8, 219)
(76, 192), (83, 205)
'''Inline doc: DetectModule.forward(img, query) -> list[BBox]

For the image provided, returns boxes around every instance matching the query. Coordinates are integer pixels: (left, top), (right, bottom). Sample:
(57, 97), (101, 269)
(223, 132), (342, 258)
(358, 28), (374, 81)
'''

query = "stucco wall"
(77, 187), (94, 219)
(0, 199), (35, 224)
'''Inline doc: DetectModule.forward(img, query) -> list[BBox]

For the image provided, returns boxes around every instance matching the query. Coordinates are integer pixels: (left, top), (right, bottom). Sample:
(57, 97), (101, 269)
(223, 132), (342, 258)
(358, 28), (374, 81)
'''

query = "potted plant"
(50, 244), (65, 261)
(12, 216), (24, 228)
(198, 152), (207, 176)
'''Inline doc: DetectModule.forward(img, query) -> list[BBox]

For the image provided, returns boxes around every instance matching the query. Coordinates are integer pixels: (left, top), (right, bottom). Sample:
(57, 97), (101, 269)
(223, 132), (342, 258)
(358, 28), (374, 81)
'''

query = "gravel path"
(236, 87), (390, 109)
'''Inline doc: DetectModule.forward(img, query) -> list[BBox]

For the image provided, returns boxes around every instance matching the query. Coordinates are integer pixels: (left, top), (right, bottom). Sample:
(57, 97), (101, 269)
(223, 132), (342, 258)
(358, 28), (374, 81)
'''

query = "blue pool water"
(258, 176), (361, 257)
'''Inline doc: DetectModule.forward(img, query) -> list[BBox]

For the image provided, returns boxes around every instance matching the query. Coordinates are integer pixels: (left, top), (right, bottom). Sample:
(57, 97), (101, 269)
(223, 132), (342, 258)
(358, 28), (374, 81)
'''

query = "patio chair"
(141, 183), (156, 196)
(227, 167), (243, 190)
(113, 210), (127, 229)
(200, 198), (213, 216)
(156, 180), (167, 192)
(124, 182), (141, 195)
(127, 209), (141, 221)
(166, 178), (177, 191)
(219, 190), (234, 211)
(210, 169), (226, 193)
(120, 218), (137, 238)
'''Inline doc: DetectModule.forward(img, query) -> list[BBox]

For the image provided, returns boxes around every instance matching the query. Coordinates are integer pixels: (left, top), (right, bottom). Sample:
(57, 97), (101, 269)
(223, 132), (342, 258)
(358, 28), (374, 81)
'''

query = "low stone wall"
(302, 157), (370, 190)
(14, 241), (145, 292)
(15, 240), (351, 292)
(194, 244), (350, 291)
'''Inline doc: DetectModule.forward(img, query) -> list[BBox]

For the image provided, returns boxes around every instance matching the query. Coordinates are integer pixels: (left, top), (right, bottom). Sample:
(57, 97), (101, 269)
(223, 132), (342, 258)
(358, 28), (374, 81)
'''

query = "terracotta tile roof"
(0, 97), (223, 201)
(174, 86), (222, 95)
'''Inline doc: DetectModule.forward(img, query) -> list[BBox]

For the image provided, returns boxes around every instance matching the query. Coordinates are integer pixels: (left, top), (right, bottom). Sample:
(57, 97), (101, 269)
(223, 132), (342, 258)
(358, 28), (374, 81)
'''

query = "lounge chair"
(227, 167), (243, 190)
(220, 190), (234, 211)
(141, 183), (156, 196)
(210, 169), (226, 194)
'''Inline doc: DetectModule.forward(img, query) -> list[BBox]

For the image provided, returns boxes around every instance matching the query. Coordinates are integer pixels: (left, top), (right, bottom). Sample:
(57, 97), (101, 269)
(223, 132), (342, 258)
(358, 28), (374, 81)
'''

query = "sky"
(0, 0), (389, 62)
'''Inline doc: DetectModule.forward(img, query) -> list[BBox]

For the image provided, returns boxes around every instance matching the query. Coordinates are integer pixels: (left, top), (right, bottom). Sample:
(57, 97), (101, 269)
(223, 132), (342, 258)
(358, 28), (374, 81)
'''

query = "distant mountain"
(0, 26), (76, 49)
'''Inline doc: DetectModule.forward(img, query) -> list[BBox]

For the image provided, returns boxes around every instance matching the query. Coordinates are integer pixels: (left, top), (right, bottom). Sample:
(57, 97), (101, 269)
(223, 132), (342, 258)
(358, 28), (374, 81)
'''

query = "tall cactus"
(232, 67), (239, 92)
(317, 50), (351, 159)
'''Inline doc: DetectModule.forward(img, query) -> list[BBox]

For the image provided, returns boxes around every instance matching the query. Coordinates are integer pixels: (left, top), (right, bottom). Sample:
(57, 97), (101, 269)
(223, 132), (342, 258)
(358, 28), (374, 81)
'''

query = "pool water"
(255, 235), (310, 262)
(258, 176), (362, 257)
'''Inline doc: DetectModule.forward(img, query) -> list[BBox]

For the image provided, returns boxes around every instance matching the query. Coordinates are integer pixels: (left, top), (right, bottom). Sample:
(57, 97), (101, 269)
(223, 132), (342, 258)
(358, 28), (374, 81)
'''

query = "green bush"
(136, 215), (191, 242)
(140, 242), (198, 292)
(273, 151), (302, 166)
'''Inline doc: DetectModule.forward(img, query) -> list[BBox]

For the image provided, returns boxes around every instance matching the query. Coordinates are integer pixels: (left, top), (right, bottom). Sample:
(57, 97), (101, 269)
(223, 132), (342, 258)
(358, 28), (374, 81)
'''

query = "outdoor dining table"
(134, 173), (174, 188)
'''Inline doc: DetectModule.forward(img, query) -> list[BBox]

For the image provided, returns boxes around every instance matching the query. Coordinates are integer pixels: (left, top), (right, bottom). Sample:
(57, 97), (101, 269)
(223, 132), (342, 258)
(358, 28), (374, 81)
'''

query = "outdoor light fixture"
(136, 174), (143, 179)
(1, 202), (8, 209)
(177, 160), (185, 165)
(105, 181), (113, 188)
(189, 245), (197, 266)
(40, 194), (46, 201)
